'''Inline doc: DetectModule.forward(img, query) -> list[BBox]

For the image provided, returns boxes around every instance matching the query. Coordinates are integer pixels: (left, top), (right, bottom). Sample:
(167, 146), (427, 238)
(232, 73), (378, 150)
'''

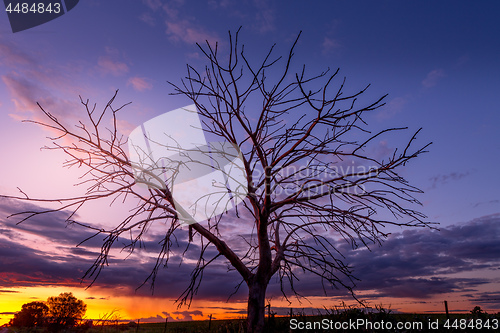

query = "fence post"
(136, 319), (140, 333)
(444, 301), (450, 320)
(163, 317), (168, 333)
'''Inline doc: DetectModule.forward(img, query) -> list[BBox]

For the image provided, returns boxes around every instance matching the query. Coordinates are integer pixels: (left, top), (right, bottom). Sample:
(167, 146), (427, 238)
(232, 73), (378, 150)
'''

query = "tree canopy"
(46, 292), (87, 327)
(9, 292), (86, 330)
(4, 29), (431, 333)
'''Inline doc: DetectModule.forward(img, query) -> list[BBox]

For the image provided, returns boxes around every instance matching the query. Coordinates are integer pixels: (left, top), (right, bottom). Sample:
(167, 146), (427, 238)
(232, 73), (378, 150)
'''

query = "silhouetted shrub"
(9, 301), (48, 328)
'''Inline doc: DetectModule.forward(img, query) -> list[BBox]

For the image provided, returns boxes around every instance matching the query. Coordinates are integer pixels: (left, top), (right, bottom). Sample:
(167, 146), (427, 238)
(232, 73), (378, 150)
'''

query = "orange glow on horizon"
(1, 285), (493, 327)
(0, 286), (248, 326)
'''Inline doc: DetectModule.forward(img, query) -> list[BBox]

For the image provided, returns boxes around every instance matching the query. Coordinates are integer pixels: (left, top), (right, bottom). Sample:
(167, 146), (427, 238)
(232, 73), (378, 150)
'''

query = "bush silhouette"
(10, 301), (48, 327)
(46, 292), (87, 328)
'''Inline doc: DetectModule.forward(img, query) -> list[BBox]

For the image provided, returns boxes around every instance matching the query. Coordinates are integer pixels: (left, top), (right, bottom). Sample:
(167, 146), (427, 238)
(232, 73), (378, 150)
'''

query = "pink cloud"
(139, 12), (156, 26)
(0, 40), (84, 98)
(186, 52), (201, 59)
(0, 41), (36, 67)
(115, 118), (137, 137)
(142, 0), (162, 10)
(2, 72), (81, 139)
(165, 20), (218, 45)
(0, 41), (87, 133)
(127, 77), (153, 92)
(322, 37), (341, 55)
(98, 57), (129, 76)
(377, 96), (409, 120)
(7, 113), (24, 121)
(2, 73), (47, 113)
(252, 0), (275, 33)
(422, 69), (445, 88)
(160, 1), (218, 45)
(99, 47), (130, 74)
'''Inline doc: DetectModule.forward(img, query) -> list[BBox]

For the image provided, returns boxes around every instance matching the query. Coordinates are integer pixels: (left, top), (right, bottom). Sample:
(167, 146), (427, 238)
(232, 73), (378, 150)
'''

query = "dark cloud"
(0, 238), (88, 288)
(0, 199), (247, 300)
(470, 292), (500, 308)
(357, 277), (487, 299)
(172, 310), (203, 321)
(1, 196), (499, 309)
(428, 171), (472, 189)
(260, 214), (500, 301)
(161, 310), (204, 321)
(473, 199), (500, 208)
(0, 198), (105, 248)
(136, 314), (165, 323)
(334, 214), (500, 299)
(88, 259), (246, 302)
(68, 247), (101, 257)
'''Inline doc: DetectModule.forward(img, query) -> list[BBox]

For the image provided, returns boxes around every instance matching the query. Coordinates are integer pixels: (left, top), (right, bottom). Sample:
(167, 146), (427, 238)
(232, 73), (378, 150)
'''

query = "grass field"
(5, 311), (499, 332)
(127, 313), (499, 333)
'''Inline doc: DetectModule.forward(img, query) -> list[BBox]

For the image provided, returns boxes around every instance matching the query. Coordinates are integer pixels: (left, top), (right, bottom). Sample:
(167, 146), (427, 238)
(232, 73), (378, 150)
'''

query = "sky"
(1, 0), (500, 326)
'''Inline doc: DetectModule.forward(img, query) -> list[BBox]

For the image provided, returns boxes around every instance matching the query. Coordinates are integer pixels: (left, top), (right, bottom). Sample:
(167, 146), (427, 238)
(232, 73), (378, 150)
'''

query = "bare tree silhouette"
(2, 29), (431, 333)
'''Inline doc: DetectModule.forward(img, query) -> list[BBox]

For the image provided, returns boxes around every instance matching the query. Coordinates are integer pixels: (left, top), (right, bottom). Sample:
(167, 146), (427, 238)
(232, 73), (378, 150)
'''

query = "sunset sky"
(1, 0), (500, 326)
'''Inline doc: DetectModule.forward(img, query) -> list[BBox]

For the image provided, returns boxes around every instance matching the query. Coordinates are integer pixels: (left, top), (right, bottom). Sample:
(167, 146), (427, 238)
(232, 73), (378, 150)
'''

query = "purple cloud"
(1, 196), (499, 309)
(422, 69), (446, 88)
(429, 171), (472, 189)
(127, 77), (153, 91)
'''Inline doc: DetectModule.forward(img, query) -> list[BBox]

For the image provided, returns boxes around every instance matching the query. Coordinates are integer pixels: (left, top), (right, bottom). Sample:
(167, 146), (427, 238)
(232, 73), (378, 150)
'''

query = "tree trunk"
(247, 280), (267, 333)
